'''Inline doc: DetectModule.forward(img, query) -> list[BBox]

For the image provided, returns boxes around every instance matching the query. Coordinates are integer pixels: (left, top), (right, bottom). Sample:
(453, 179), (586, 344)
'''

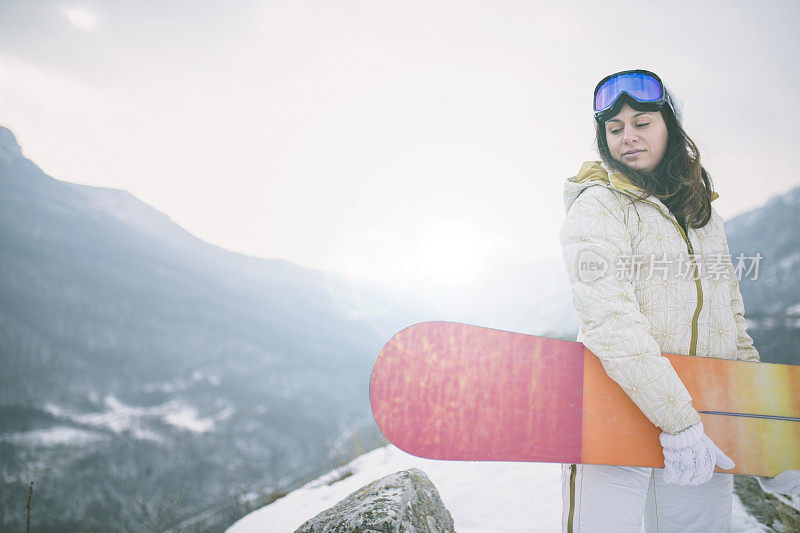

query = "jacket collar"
(571, 161), (719, 202)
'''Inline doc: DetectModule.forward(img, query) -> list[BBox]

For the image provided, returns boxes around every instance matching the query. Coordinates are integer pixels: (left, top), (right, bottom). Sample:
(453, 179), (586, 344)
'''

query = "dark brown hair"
(595, 93), (715, 229)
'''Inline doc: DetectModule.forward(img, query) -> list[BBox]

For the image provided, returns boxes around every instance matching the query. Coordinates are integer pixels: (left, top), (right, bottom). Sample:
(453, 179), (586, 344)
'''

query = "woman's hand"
(660, 422), (735, 485)
(758, 471), (800, 495)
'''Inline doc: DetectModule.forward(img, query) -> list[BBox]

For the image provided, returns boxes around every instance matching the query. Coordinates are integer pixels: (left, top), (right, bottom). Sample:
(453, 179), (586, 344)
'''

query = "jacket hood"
(563, 161), (719, 214)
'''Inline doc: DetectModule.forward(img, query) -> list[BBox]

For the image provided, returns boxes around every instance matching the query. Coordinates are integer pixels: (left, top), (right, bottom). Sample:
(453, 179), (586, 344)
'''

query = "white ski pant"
(561, 464), (733, 532)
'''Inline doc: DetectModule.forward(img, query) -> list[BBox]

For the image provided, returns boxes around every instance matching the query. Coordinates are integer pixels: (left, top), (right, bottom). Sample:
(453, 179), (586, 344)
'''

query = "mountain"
(0, 125), (418, 531)
(727, 184), (800, 314)
(726, 185), (800, 365)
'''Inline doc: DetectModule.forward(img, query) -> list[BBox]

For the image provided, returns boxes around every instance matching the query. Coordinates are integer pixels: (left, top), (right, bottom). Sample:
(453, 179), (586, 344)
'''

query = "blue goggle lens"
(594, 72), (664, 113)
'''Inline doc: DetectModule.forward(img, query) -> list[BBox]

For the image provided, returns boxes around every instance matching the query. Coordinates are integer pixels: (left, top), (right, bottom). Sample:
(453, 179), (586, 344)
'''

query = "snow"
(43, 395), (227, 439)
(761, 487), (800, 514)
(226, 445), (767, 533)
(0, 426), (107, 447)
(785, 302), (800, 316)
(227, 444), (561, 533)
(143, 372), (222, 393)
(777, 251), (800, 273)
(163, 405), (215, 433)
(732, 496), (771, 532)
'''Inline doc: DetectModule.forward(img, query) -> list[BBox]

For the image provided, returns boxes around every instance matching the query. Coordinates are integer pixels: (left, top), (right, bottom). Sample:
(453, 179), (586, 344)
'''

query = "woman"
(558, 69), (796, 532)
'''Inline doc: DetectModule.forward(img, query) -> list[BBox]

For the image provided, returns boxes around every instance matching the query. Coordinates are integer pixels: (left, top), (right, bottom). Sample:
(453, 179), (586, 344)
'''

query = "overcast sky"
(1, 0), (798, 287)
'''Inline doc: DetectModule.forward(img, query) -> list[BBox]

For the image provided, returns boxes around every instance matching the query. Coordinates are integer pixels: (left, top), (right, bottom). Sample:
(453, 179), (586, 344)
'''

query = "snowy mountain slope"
(727, 184), (800, 316)
(227, 445), (768, 533)
(0, 124), (419, 531)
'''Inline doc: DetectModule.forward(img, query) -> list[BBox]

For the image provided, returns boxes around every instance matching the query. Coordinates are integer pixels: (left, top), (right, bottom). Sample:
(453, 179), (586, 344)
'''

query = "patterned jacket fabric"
(560, 161), (759, 435)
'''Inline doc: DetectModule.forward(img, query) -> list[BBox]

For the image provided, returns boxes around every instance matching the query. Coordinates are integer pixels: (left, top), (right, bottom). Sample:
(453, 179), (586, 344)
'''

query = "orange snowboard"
(369, 321), (800, 477)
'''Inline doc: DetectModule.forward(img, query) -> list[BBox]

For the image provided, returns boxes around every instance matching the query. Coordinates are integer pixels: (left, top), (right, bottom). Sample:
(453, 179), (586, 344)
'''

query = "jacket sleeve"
(722, 235), (760, 362)
(560, 186), (702, 434)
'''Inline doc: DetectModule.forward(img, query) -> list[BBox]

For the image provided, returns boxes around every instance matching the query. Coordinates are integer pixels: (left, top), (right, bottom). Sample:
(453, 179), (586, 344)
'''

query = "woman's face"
(604, 102), (668, 174)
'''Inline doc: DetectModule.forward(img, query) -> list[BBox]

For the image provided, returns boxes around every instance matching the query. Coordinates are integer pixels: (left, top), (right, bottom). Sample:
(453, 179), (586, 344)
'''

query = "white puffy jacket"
(560, 161), (759, 435)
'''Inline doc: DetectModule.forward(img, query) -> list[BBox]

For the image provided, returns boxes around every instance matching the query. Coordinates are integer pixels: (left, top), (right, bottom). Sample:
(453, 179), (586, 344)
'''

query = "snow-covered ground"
(227, 445), (768, 533)
(41, 395), (233, 443)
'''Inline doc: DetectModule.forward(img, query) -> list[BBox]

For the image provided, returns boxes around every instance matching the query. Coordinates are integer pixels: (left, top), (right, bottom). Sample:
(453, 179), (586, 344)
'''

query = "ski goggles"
(593, 69), (667, 122)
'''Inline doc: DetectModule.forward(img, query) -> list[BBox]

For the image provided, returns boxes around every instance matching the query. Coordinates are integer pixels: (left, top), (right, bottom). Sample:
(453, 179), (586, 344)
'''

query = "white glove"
(660, 422), (735, 485)
(757, 470), (800, 495)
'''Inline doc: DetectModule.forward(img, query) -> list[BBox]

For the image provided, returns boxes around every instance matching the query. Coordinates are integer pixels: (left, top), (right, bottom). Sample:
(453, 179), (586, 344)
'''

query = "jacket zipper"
(639, 198), (703, 356)
(568, 464), (576, 532)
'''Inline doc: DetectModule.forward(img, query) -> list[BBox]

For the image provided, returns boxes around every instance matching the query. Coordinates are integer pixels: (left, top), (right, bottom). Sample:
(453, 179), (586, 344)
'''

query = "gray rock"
(294, 468), (456, 533)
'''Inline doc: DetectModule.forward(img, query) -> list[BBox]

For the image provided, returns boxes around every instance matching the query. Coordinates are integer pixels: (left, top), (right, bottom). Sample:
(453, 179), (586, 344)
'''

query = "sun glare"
(415, 223), (486, 287)
(63, 8), (99, 30)
(323, 229), (414, 317)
